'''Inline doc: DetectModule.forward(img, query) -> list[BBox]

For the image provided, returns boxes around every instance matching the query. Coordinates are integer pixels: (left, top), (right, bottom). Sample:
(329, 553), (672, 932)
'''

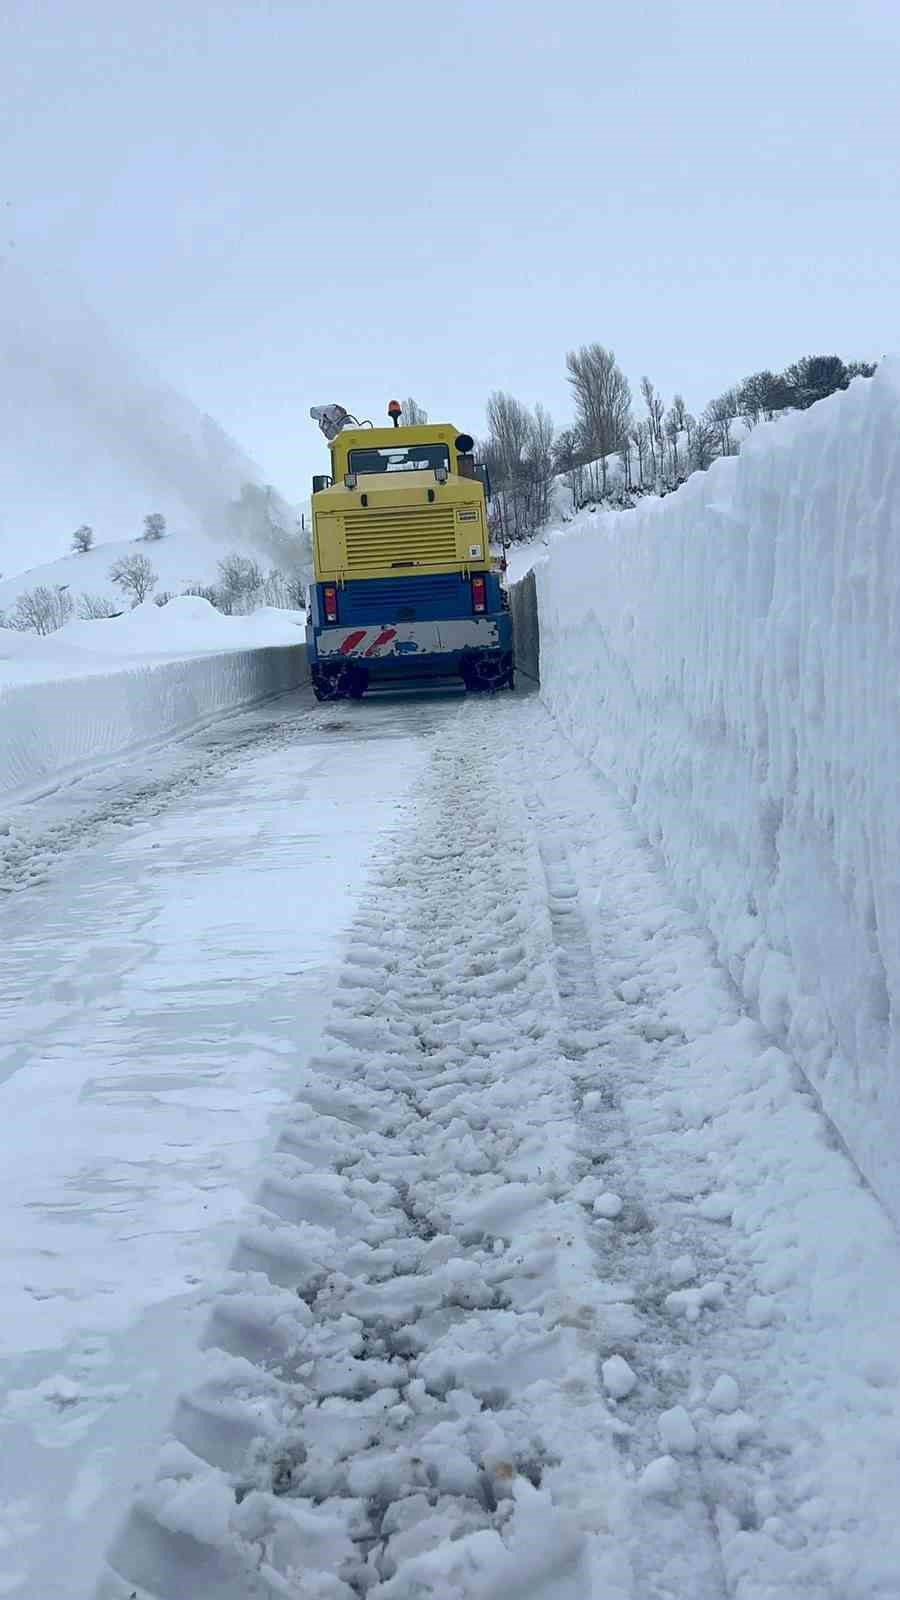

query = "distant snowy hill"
(0, 521), (306, 620)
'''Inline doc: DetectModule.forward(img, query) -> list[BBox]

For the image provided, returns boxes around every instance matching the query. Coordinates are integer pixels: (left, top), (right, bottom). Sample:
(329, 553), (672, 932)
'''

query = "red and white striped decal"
(363, 628), (397, 657)
(338, 630), (367, 656)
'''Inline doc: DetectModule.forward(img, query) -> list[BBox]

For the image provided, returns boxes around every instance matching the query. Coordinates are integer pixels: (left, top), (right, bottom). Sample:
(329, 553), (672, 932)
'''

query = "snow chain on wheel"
(311, 664), (362, 702)
(463, 650), (515, 694)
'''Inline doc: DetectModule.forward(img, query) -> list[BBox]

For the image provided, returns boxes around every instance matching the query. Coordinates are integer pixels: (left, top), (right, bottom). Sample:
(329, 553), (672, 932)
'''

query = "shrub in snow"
(77, 592), (119, 620)
(71, 524), (94, 554)
(142, 512), (166, 541)
(5, 584), (74, 635)
(109, 553), (157, 606)
(217, 553), (263, 614)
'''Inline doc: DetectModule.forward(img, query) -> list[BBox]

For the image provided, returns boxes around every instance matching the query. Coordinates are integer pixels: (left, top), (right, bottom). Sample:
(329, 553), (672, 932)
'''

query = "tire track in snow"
(99, 717), (625, 1598)
(513, 698), (900, 1600)
(534, 821), (730, 1600)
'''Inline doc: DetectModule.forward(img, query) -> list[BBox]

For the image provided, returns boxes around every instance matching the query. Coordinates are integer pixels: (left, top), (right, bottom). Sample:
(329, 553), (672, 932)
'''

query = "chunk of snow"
(601, 1354), (637, 1398)
(668, 1253), (697, 1285)
(639, 1455), (680, 1497)
(708, 1374), (741, 1413)
(710, 1409), (757, 1458)
(746, 1293), (777, 1327)
(658, 1405), (697, 1454)
(593, 1191), (624, 1219)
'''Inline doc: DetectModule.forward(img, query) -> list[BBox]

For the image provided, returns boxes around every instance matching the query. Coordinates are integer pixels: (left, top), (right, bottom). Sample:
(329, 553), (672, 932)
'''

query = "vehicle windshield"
(348, 444), (451, 475)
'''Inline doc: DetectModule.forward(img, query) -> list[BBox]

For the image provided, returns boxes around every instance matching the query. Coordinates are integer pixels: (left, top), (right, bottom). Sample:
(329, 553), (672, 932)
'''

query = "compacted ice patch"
(100, 698), (900, 1600)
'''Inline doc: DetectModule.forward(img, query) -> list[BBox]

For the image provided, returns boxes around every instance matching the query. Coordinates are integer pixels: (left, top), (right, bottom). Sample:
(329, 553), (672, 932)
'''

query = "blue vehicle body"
(306, 570), (513, 696)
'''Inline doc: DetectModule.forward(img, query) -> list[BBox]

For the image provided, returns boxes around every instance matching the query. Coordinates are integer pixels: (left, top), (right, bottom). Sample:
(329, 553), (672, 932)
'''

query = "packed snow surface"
(537, 360), (900, 1225)
(0, 598), (307, 803)
(74, 695), (900, 1600)
(0, 689), (439, 1596)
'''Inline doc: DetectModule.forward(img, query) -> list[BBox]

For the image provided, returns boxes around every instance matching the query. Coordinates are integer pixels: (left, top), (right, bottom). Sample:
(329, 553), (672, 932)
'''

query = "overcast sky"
(3, 0), (899, 520)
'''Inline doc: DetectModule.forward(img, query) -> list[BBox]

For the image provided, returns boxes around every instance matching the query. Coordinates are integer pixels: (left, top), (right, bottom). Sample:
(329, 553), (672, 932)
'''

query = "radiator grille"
(342, 506), (457, 570)
(343, 574), (465, 621)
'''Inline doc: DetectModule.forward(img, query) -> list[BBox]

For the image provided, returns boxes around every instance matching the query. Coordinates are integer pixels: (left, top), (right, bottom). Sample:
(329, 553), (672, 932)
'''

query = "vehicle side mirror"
(312, 474), (333, 493)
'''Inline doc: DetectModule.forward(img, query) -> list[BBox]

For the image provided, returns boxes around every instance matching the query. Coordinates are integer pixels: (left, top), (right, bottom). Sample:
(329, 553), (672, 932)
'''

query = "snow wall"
(509, 569), (540, 684)
(537, 361), (900, 1221)
(0, 644), (308, 804)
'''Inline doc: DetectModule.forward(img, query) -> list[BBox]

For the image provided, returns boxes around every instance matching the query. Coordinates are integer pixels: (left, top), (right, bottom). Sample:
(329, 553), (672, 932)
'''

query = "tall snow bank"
(0, 602), (308, 802)
(537, 361), (900, 1220)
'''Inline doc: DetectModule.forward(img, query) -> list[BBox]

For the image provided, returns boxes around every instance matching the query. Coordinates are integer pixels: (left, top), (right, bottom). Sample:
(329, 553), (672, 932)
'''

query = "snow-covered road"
(3, 687), (900, 1598)
(0, 687), (446, 1598)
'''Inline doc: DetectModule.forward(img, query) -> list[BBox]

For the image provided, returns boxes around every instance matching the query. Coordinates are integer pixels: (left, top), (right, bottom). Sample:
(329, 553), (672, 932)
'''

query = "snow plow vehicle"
(306, 401), (513, 700)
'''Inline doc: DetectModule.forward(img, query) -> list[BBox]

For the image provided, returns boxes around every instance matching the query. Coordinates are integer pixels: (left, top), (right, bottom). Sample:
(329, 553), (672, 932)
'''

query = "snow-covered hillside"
(0, 523), (307, 623)
(536, 358), (900, 1224)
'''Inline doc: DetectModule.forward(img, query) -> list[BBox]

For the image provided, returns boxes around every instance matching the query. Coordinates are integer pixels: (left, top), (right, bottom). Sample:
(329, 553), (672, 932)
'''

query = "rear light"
(323, 584), (338, 623)
(472, 575), (486, 613)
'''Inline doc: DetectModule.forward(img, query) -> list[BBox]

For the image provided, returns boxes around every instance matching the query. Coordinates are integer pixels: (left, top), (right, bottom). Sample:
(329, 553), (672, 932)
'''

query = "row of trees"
(476, 350), (877, 540)
(0, 551), (307, 635)
(70, 512), (166, 556)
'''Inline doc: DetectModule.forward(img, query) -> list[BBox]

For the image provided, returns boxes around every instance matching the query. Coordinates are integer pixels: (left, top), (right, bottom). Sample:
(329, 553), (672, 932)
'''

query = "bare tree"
(143, 512), (166, 541)
(6, 585), (74, 635)
(71, 524), (94, 554)
(706, 391), (738, 454)
(77, 592), (119, 619)
(485, 391), (543, 538)
(670, 393), (688, 434)
(735, 372), (787, 426)
(553, 428), (584, 510)
(525, 403), (555, 526)
(664, 409), (681, 483)
(782, 355), (849, 410)
(630, 420), (650, 490)
(400, 397), (428, 427)
(109, 553), (157, 605)
(565, 345), (632, 496)
(689, 416), (718, 473)
(217, 553), (263, 613)
(640, 377), (666, 490)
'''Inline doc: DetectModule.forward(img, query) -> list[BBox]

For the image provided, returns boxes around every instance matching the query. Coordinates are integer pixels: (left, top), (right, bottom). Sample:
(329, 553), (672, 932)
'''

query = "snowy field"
(0, 598), (308, 804)
(86, 695), (900, 1599)
(537, 360), (900, 1226)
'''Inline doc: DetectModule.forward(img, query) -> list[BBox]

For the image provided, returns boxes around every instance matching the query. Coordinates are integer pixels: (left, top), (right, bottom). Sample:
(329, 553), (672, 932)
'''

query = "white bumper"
(315, 618), (500, 660)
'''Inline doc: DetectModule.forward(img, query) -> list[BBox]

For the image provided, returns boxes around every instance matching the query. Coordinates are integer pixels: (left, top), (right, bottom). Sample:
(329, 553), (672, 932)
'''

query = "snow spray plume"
(0, 257), (301, 574)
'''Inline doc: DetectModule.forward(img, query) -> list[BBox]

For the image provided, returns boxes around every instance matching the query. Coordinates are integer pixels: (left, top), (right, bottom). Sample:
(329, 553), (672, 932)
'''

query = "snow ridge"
(0, 636), (307, 806)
